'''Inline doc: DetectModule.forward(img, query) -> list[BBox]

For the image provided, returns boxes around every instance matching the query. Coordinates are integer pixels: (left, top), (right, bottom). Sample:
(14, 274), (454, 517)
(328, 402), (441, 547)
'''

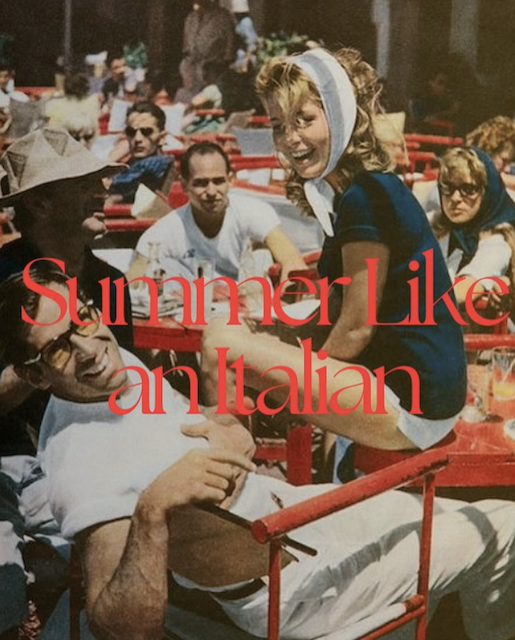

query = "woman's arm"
(264, 226), (306, 280)
(454, 232), (512, 306)
(322, 241), (390, 361)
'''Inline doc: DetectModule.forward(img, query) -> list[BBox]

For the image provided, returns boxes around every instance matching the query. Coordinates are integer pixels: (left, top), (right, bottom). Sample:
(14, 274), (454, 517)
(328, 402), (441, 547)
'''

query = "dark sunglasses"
(125, 126), (156, 138)
(23, 302), (101, 371)
(439, 182), (480, 198)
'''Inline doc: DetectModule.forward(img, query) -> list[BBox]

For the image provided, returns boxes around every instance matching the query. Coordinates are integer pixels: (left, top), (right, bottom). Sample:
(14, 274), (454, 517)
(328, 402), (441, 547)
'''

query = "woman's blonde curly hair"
(438, 147), (487, 191)
(465, 116), (515, 160)
(255, 47), (392, 215)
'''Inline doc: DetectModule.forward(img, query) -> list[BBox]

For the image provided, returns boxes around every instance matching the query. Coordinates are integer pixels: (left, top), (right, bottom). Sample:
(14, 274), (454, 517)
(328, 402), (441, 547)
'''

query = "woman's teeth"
(291, 150), (312, 161)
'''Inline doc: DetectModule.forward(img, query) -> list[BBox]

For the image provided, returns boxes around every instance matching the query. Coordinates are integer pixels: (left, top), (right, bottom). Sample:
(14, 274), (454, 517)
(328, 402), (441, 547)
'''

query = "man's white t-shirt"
(135, 193), (281, 280)
(37, 349), (279, 540)
(0, 89), (29, 109)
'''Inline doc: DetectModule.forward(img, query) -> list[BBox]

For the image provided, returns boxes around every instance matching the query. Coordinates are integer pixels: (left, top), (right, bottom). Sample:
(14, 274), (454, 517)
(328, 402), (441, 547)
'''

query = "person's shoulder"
(353, 170), (402, 192)
(141, 205), (188, 241)
(10, 90), (29, 103)
(119, 347), (145, 369)
(345, 171), (415, 208)
(135, 154), (172, 169)
(229, 192), (277, 215)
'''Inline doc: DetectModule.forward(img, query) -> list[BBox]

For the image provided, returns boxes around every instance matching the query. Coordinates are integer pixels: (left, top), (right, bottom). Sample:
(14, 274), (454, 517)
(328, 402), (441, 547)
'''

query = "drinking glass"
(491, 347), (515, 401)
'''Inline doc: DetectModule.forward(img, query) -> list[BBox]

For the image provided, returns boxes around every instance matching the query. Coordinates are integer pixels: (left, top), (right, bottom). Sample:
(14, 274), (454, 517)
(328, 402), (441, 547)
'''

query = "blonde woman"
(203, 48), (467, 459)
(433, 146), (515, 313)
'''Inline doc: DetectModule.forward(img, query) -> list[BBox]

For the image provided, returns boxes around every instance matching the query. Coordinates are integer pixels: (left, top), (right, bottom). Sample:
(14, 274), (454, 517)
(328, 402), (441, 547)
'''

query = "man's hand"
(181, 418), (256, 506)
(182, 413), (256, 456)
(81, 212), (107, 240)
(141, 448), (256, 516)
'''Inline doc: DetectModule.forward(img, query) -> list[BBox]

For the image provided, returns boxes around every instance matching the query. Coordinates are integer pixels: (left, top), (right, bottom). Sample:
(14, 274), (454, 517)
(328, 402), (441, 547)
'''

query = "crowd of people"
(2, 4), (515, 640)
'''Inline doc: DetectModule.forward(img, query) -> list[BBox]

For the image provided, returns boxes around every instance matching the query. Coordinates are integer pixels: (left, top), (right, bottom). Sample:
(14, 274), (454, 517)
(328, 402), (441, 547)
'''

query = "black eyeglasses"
(23, 302), (101, 371)
(125, 126), (156, 138)
(439, 182), (480, 198)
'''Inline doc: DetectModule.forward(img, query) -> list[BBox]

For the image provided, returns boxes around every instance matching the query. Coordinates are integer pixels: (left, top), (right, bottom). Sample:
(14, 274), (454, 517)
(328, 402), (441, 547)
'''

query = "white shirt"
(439, 231), (512, 289)
(0, 88), (29, 109)
(136, 193), (281, 280)
(37, 348), (279, 540)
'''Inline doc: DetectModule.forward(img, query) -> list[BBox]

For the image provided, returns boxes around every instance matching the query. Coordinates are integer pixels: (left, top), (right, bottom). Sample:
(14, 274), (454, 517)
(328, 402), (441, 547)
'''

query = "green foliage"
(256, 32), (313, 66)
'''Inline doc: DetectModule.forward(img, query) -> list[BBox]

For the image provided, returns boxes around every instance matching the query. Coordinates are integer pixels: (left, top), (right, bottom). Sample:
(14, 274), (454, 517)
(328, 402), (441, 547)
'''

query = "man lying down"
(1, 265), (515, 640)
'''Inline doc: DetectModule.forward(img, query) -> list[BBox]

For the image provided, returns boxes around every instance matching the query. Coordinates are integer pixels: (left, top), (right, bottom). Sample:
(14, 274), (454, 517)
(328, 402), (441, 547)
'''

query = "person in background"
(45, 72), (100, 146)
(409, 66), (459, 132)
(0, 61), (29, 109)
(0, 128), (132, 639)
(101, 51), (128, 106)
(465, 116), (515, 193)
(231, 0), (258, 74)
(108, 101), (174, 204)
(182, 0), (235, 94)
(0, 61), (29, 135)
(58, 112), (98, 150)
(431, 146), (515, 314)
(127, 141), (305, 283)
(188, 60), (225, 111)
(143, 69), (177, 106)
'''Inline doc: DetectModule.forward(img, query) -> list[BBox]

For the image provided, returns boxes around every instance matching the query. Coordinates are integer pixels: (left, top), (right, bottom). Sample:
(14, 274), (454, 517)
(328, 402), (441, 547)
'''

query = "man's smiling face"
(22, 283), (128, 403)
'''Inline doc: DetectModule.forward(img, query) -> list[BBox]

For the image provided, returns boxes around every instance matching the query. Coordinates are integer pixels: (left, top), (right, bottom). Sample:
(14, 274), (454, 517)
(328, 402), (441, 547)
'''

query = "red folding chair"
(70, 449), (447, 640)
(252, 448), (448, 640)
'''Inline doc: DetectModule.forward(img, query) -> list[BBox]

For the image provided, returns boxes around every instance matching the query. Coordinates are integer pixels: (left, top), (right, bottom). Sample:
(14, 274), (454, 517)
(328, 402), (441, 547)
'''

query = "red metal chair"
(404, 133), (464, 148)
(252, 448), (448, 640)
(70, 449), (447, 640)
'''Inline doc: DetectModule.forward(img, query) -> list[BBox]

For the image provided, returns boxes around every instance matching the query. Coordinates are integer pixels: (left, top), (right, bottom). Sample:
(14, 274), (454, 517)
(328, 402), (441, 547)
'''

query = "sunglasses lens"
(125, 127), (155, 138)
(44, 338), (72, 371)
(440, 183), (479, 197)
(460, 184), (478, 197)
(76, 305), (101, 337)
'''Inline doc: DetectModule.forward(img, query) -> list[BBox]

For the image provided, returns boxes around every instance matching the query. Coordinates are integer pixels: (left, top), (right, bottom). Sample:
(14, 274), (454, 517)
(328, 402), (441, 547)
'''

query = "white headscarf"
(287, 49), (357, 236)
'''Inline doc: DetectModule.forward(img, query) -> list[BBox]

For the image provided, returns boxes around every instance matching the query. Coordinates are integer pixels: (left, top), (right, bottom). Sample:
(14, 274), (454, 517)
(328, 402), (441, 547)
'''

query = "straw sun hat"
(0, 127), (122, 205)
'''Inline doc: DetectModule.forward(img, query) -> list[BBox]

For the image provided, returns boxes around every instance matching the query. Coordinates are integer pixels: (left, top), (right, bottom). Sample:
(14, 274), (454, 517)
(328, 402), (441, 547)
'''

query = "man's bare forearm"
(86, 501), (170, 640)
(83, 449), (255, 640)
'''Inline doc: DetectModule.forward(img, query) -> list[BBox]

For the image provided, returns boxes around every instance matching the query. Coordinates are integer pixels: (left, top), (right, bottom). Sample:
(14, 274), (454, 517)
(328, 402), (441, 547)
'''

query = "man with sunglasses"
(0, 128), (133, 638)
(3, 268), (515, 640)
(108, 101), (175, 204)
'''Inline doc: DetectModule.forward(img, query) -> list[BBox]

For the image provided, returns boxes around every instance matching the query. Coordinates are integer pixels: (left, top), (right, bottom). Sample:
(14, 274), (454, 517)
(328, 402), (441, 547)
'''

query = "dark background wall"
(1, 0), (514, 128)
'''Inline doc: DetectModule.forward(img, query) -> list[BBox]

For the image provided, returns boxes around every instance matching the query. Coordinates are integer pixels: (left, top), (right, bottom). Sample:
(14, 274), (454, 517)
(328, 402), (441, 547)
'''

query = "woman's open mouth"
(290, 149), (314, 165)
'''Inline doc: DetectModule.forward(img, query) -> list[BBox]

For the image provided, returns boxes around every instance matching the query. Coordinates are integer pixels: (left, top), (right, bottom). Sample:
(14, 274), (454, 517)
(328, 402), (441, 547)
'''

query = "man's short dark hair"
(107, 50), (125, 67)
(0, 60), (14, 74)
(180, 142), (232, 181)
(127, 101), (166, 131)
(0, 266), (72, 367)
